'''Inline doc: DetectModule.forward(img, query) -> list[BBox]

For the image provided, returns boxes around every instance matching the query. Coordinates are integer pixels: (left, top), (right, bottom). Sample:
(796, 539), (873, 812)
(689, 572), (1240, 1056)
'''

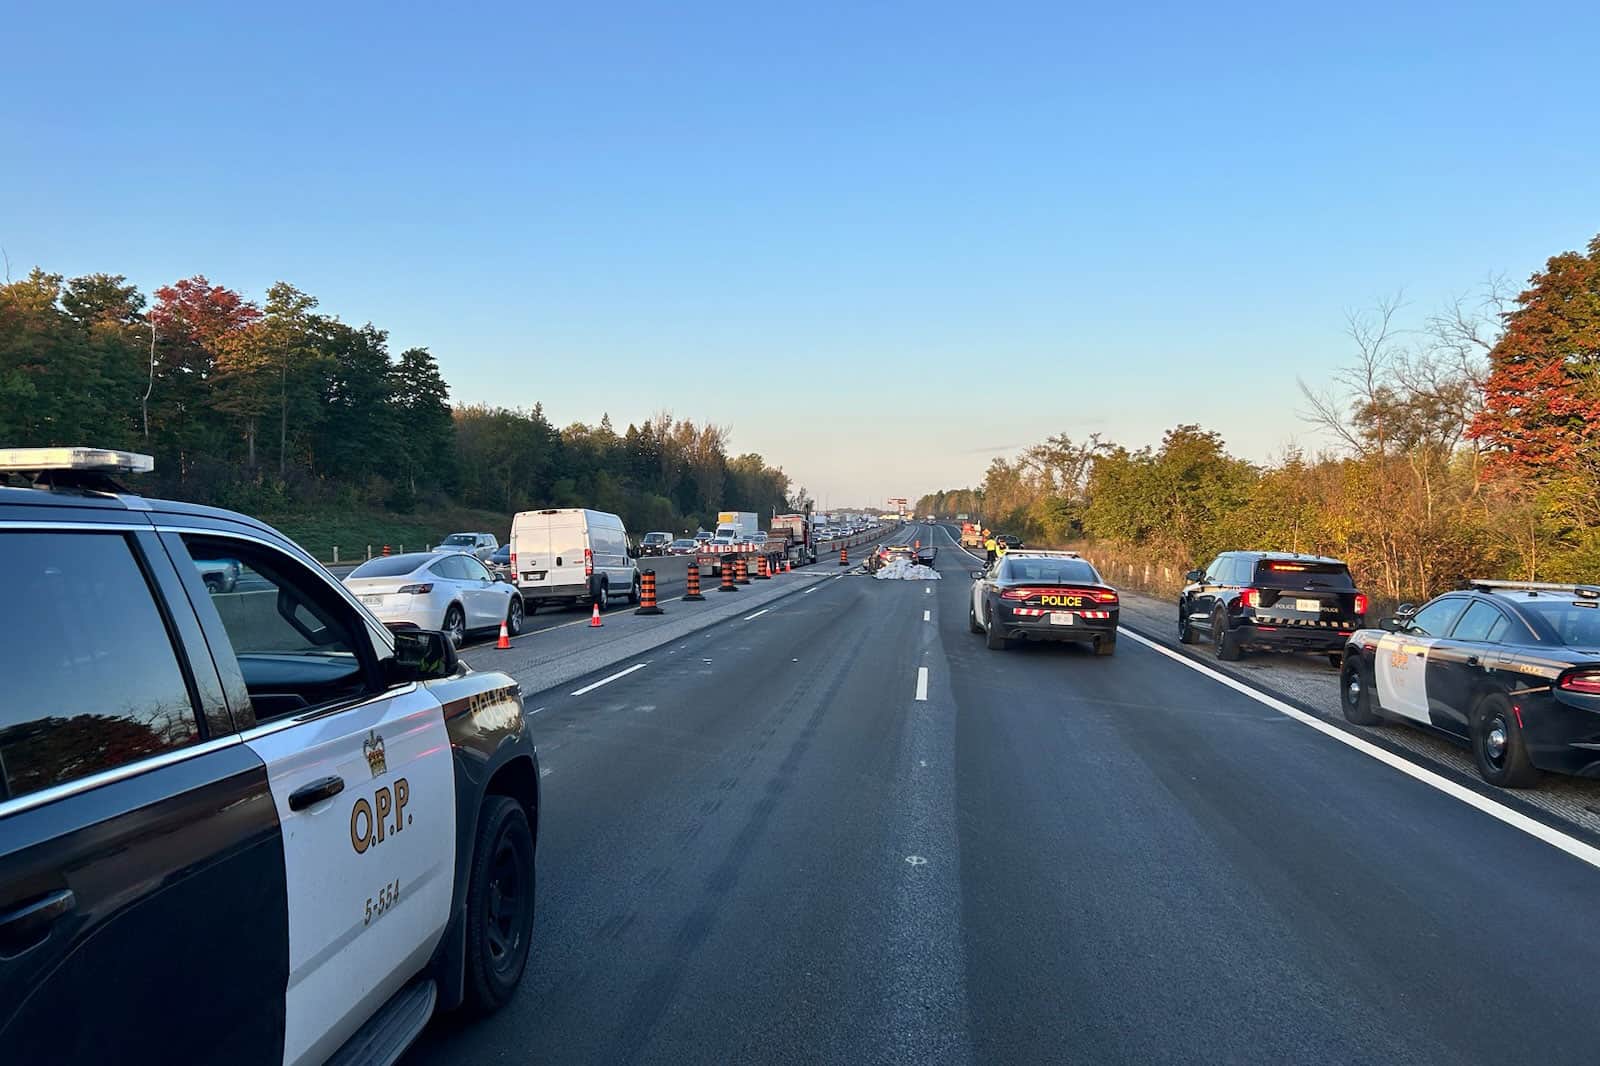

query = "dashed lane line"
(744, 609), (770, 621)
(915, 666), (929, 702)
(569, 662), (649, 697)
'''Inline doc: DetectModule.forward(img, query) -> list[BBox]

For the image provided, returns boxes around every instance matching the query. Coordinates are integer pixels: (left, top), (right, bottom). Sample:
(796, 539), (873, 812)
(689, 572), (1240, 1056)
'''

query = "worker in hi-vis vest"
(984, 532), (998, 566)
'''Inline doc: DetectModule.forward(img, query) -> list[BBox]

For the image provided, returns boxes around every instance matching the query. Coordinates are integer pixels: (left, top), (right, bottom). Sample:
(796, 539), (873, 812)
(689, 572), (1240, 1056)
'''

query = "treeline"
(920, 231), (1600, 601)
(0, 269), (793, 533)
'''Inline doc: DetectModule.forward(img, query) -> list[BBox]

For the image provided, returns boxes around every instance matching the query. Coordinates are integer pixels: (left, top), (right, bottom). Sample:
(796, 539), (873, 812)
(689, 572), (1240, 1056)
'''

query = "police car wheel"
(463, 796), (536, 1014)
(506, 596), (524, 636)
(1212, 609), (1241, 661)
(984, 607), (1009, 650)
(1472, 693), (1538, 788)
(1340, 659), (1381, 725)
(1178, 610), (1197, 645)
(443, 605), (466, 649)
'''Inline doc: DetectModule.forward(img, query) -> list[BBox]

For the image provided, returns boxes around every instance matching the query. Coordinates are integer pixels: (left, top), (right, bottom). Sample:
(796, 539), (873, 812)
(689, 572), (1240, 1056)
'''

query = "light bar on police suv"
(0, 447), (155, 474)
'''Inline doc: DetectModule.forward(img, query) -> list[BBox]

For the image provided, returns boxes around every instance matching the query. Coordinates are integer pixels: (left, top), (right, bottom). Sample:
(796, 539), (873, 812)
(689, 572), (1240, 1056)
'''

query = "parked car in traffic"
(1342, 580), (1600, 787)
(487, 542), (513, 581)
(1179, 551), (1367, 666)
(668, 538), (699, 555)
(639, 531), (673, 556)
(510, 507), (641, 612)
(438, 531), (499, 561)
(995, 534), (1023, 550)
(344, 550), (522, 647)
(694, 530), (714, 544)
(191, 553), (242, 593)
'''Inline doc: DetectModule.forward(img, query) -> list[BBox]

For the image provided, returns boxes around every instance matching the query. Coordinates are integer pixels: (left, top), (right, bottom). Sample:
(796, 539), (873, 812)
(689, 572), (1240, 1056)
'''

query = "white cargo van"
(510, 508), (640, 612)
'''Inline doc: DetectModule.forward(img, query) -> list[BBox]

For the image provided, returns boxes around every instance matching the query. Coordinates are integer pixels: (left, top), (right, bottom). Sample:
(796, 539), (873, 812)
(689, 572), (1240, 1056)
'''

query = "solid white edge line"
(744, 608), (770, 621)
(1119, 629), (1600, 872)
(914, 666), (929, 702)
(569, 661), (649, 697)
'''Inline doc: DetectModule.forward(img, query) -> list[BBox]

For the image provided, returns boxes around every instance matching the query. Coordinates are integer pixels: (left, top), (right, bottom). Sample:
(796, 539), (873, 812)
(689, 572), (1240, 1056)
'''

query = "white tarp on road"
(873, 560), (942, 580)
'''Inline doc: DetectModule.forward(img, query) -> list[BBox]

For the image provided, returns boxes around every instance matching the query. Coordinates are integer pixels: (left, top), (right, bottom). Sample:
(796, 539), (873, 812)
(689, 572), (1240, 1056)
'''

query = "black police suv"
(1341, 580), (1600, 787)
(1179, 551), (1367, 666)
(969, 550), (1119, 655)
(0, 448), (540, 1066)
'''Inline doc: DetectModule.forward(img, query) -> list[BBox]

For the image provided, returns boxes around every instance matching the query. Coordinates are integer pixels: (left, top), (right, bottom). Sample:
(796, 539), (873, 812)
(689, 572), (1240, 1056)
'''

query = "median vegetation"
(1, 270), (798, 544)
(920, 230), (1600, 603)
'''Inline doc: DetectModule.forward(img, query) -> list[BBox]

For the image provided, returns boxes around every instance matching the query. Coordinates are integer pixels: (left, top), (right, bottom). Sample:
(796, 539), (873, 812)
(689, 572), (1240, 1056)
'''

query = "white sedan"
(344, 550), (522, 646)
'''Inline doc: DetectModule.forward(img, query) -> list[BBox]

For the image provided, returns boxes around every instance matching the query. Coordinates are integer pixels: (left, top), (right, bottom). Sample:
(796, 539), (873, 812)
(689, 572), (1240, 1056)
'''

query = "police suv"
(0, 449), (540, 1066)
(1341, 580), (1600, 787)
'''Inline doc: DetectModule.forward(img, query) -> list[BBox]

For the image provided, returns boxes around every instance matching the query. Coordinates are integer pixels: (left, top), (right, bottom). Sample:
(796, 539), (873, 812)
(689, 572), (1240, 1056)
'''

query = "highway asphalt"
(406, 522), (1600, 1065)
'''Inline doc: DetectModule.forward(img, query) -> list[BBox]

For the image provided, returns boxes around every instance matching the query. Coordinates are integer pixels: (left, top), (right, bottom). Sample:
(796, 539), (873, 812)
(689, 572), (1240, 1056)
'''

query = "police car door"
(1374, 597), (1467, 723)
(169, 532), (456, 1066)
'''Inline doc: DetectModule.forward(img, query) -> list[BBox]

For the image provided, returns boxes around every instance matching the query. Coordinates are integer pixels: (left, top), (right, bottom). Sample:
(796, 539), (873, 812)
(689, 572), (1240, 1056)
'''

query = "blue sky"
(6, 1), (1598, 507)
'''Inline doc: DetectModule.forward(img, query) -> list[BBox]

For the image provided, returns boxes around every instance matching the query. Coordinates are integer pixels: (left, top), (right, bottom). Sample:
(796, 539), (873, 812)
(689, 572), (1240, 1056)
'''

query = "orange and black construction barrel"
(684, 561), (706, 601)
(635, 569), (664, 615)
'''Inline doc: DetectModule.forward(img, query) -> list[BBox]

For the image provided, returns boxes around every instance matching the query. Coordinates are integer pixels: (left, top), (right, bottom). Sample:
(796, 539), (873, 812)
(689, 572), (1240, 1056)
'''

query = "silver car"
(438, 531), (499, 561)
(343, 550), (521, 647)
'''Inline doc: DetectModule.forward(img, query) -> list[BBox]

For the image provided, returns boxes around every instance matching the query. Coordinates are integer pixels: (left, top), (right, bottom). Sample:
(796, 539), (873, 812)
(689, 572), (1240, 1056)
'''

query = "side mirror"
(387, 629), (460, 683)
(1185, 569), (1205, 583)
(971, 570), (987, 580)
(494, 571), (510, 583)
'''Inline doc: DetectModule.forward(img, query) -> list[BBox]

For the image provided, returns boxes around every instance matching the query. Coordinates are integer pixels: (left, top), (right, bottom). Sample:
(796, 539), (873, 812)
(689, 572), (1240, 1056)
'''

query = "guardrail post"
(332, 546), (339, 564)
(367, 544), (372, 560)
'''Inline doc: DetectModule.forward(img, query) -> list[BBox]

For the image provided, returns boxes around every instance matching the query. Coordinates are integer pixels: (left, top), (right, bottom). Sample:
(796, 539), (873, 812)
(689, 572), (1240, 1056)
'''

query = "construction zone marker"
(635, 569), (664, 615)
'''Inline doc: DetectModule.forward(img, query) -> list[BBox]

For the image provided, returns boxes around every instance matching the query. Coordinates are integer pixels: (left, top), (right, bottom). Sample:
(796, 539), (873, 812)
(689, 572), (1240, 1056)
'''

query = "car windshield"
(1000, 559), (1101, 584)
(349, 554), (431, 578)
(671, 539), (695, 549)
(440, 534), (477, 547)
(1518, 601), (1600, 647)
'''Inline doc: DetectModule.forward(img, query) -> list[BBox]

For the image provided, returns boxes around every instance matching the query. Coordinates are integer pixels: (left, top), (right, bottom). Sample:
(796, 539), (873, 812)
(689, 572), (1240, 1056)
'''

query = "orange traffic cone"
(496, 620), (511, 649)
(589, 602), (603, 628)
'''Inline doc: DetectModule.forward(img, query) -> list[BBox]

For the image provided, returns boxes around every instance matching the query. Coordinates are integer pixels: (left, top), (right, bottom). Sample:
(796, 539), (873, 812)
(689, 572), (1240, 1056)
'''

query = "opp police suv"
(0, 449), (540, 1066)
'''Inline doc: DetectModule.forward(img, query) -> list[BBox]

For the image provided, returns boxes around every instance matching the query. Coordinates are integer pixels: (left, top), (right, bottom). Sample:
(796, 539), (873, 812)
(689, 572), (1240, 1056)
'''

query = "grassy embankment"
(262, 504), (512, 563)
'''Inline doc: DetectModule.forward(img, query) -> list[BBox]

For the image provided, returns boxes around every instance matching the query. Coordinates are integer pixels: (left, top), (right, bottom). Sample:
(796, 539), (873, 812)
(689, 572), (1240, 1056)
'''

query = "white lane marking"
(905, 855), (928, 866)
(914, 666), (929, 702)
(923, 610), (931, 621)
(804, 587), (817, 594)
(540, 767), (552, 777)
(744, 608), (770, 621)
(1120, 629), (1600, 872)
(569, 662), (648, 696)
(529, 706), (546, 715)
(925, 587), (932, 595)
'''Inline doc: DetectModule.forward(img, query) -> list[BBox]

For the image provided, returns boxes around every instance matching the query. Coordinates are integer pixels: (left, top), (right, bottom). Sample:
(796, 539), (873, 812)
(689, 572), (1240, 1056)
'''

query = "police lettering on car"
(0, 448), (540, 1066)
(1341, 580), (1600, 787)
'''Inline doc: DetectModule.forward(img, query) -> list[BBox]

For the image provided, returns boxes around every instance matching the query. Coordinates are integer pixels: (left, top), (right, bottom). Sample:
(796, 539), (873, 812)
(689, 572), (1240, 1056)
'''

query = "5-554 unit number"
(364, 879), (401, 926)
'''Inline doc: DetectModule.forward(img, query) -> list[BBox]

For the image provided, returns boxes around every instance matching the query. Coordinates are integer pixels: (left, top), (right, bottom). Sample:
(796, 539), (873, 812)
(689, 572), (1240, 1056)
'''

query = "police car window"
(1407, 598), (1466, 637)
(1451, 601), (1508, 643)
(1205, 557), (1226, 582)
(177, 535), (369, 722)
(1518, 600), (1600, 647)
(0, 532), (201, 799)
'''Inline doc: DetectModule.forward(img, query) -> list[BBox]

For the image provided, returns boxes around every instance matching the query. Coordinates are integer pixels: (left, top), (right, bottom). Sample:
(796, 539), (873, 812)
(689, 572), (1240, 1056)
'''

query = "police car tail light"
(1241, 588), (1261, 608)
(1558, 670), (1600, 695)
(584, 548), (594, 576)
(1353, 593), (1369, 615)
(397, 583), (434, 594)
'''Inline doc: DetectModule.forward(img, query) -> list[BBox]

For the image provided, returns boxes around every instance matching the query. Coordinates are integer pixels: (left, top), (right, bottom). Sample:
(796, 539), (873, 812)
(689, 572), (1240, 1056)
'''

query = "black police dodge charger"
(1341, 580), (1600, 787)
(969, 551), (1119, 655)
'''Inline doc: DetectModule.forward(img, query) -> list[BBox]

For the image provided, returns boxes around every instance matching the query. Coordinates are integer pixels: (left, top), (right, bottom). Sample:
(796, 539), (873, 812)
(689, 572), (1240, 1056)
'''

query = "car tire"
(1340, 658), (1381, 725)
(1472, 692), (1538, 788)
(1094, 634), (1116, 656)
(1327, 652), (1343, 669)
(594, 580), (609, 611)
(984, 608), (1009, 651)
(203, 574), (224, 594)
(461, 796), (536, 1015)
(1178, 606), (1198, 645)
(630, 576), (641, 605)
(1212, 609), (1241, 661)
(969, 601), (985, 635)
(443, 604), (467, 648)
(506, 596), (524, 636)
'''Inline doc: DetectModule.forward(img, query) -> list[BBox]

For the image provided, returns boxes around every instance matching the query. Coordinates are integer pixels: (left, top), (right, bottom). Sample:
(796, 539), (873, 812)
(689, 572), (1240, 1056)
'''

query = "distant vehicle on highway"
(510, 507), (641, 612)
(1342, 580), (1600, 787)
(693, 530), (714, 544)
(716, 511), (759, 541)
(439, 530), (499, 561)
(345, 550), (521, 647)
(667, 538), (699, 554)
(865, 543), (936, 573)
(192, 553), (241, 593)
(0, 447), (538, 1065)
(639, 531), (672, 556)
(487, 542), (513, 580)
(995, 533), (1023, 550)
(970, 550), (1119, 655)
(1179, 551), (1366, 667)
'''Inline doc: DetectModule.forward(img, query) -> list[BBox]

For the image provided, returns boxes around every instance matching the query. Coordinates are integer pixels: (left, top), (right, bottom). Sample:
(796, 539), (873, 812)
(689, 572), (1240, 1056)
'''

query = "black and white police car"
(1341, 579), (1600, 787)
(0, 449), (540, 1066)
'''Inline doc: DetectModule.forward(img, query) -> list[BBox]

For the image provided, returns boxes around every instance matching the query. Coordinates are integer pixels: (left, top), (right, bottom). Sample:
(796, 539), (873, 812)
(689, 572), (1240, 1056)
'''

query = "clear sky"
(6, 1), (1598, 507)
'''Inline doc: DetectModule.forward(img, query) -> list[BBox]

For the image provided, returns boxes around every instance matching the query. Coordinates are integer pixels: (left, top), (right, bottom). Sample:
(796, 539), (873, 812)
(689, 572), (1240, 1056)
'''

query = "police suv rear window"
(0, 531), (201, 798)
(1253, 560), (1354, 589)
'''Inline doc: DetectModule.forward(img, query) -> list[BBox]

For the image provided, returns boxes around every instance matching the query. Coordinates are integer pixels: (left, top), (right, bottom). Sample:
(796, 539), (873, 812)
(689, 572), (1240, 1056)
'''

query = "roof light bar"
(1470, 579), (1600, 599)
(0, 447), (154, 475)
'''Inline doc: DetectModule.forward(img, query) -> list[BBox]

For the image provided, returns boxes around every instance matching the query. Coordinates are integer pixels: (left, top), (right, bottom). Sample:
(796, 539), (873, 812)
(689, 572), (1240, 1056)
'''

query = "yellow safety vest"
(984, 538), (997, 552)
